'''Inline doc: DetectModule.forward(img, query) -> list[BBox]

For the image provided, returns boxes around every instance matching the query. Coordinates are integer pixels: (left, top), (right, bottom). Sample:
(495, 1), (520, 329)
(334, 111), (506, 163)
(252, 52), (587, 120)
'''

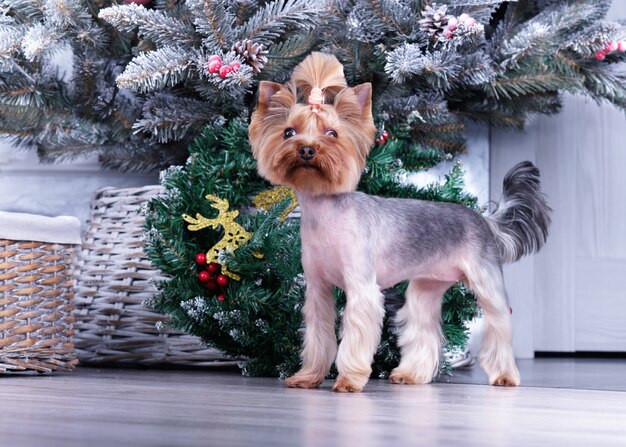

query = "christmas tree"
(1, 0), (625, 170)
(145, 118), (480, 378)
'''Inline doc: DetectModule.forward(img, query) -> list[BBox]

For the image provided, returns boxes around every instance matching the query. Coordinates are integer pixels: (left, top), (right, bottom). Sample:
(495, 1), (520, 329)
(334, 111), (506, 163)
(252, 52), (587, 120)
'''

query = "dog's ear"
(257, 81), (283, 110)
(352, 83), (372, 112)
(334, 83), (373, 120)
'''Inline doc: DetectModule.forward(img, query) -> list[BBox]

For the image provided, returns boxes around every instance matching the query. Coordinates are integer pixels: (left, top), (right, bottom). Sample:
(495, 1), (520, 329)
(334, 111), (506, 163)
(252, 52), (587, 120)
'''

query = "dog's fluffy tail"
(291, 52), (347, 103)
(485, 161), (551, 263)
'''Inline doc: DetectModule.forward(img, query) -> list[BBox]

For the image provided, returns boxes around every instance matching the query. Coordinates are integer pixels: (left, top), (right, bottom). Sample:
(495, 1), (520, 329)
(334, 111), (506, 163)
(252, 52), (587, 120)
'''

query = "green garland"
(144, 118), (480, 378)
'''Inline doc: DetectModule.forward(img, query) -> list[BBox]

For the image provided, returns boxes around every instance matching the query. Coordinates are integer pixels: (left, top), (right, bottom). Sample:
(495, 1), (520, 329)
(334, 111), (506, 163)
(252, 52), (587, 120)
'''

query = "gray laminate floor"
(1, 359), (625, 447)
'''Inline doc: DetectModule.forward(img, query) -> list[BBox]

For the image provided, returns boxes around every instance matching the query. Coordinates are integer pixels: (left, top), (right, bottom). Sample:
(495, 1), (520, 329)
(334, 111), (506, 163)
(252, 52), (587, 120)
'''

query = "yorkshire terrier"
(249, 52), (551, 392)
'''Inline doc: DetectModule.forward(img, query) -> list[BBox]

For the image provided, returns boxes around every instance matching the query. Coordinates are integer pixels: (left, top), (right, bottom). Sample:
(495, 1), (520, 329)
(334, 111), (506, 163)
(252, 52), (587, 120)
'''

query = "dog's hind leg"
(389, 279), (451, 385)
(465, 262), (520, 386)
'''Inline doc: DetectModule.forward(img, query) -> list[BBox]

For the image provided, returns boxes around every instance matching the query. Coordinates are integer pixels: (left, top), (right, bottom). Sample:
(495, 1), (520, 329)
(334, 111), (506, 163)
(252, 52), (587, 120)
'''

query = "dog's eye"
(283, 128), (297, 139)
(325, 129), (338, 138)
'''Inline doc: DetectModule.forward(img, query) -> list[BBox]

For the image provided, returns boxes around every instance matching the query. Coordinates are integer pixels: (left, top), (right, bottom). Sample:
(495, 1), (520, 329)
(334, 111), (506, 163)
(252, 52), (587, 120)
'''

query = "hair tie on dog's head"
(308, 87), (323, 113)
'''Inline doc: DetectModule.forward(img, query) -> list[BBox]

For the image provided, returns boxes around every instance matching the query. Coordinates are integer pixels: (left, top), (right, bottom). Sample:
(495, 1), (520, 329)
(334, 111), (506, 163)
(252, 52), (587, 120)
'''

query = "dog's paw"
(285, 374), (323, 389)
(332, 375), (364, 393)
(389, 367), (432, 385)
(389, 371), (418, 385)
(491, 373), (520, 387)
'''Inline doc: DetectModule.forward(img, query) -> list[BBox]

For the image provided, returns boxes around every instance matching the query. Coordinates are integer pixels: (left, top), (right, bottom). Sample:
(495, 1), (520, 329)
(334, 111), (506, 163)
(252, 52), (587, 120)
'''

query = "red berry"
(207, 262), (221, 274)
(447, 17), (458, 31)
(382, 130), (389, 139)
(198, 271), (210, 282)
(208, 60), (222, 74)
(219, 65), (232, 78)
(375, 137), (382, 145)
(216, 274), (229, 287)
(206, 279), (218, 291)
(618, 41), (626, 52)
(208, 55), (222, 63)
(595, 51), (606, 61)
(217, 295), (226, 302)
(195, 253), (207, 265)
(608, 41), (619, 53)
(509, 306), (513, 315)
(229, 61), (241, 72)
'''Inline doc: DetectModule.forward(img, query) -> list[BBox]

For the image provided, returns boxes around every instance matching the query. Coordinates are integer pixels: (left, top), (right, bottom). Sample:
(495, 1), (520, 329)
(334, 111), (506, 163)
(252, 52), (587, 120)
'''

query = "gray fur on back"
(348, 193), (495, 261)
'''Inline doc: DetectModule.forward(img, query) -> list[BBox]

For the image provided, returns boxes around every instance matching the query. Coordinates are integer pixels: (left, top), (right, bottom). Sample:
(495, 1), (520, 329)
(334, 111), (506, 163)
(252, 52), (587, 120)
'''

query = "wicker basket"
(0, 212), (81, 373)
(74, 185), (226, 367)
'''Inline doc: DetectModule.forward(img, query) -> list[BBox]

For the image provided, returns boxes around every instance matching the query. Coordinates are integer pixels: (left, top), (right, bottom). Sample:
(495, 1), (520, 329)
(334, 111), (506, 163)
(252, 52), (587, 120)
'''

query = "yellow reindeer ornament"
(182, 194), (254, 281)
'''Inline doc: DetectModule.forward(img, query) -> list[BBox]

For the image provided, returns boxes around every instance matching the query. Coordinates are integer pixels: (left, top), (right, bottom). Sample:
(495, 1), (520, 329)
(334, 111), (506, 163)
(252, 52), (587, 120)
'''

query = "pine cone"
(419, 4), (451, 37)
(231, 39), (268, 75)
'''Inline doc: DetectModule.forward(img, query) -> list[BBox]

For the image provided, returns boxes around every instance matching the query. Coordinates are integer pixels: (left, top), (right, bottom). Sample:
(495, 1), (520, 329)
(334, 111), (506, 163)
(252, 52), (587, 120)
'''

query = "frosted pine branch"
(99, 4), (196, 48)
(0, 76), (49, 107)
(379, 92), (449, 123)
(21, 23), (62, 61)
(439, 0), (506, 26)
(346, 3), (388, 43)
(566, 22), (618, 57)
(133, 94), (214, 142)
(45, 0), (91, 29)
(239, 0), (323, 45)
(187, 0), (237, 51)
(5, 0), (45, 23)
(451, 52), (496, 87)
(365, 0), (417, 36)
(261, 32), (316, 79)
(0, 26), (24, 60)
(484, 72), (574, 100)
(386, 45), (461, 90)
(580, 63), (626, 109)
(385, 43), (425, 83)
(116, 46), (192, 93)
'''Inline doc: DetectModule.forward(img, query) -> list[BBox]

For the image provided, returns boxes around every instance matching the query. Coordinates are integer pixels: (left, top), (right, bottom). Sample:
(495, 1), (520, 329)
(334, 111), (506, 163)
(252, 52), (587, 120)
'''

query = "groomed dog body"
(249, 52), (551, 392)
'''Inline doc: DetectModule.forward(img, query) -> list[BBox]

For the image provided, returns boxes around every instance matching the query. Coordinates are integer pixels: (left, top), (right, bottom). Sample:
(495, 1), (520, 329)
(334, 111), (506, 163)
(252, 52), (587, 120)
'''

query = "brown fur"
(249, 52), (376, 196)
(332, 375), (364, 393)
(492, 374), (520, 387)
(285, 374), (324, 389)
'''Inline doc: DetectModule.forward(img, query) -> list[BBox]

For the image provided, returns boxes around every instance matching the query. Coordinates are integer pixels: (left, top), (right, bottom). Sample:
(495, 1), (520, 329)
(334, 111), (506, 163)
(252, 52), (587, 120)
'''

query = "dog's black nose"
(298, 146), (316, 161)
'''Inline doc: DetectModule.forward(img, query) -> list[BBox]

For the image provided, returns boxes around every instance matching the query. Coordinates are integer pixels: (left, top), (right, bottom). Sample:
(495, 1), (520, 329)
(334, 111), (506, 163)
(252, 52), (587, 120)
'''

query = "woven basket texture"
(74, 185), (226, 367)
(0, 239), (78, 373)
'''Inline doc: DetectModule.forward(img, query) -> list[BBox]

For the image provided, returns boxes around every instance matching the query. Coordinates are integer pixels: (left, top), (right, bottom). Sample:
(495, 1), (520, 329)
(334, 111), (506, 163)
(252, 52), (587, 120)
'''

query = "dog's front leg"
(333, 276), (385, 393)
(285, 278), (336, 389)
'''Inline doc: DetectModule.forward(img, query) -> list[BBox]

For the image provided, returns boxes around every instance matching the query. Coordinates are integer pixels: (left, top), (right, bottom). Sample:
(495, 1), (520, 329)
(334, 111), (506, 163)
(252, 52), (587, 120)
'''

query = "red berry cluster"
(375, 129), (390, 146)
(195, 253), (228, 301)
(595, 41), (626, 61)
(207, 55), (241, 79)
(442, 13), (478, 39)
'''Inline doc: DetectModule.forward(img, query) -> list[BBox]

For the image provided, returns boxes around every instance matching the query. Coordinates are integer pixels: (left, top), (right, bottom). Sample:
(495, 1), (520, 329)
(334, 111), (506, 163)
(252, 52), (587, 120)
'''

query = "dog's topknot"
(291, 52), (347, 105)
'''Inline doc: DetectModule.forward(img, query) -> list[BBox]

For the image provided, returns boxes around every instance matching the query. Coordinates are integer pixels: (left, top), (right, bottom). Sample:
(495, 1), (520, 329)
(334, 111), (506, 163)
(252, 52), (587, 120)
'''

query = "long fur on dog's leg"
(333, 277), (385, 393)
(466, 263), (520, 386)
(390, 279), (451, 385)
(285, 280), (337, 388)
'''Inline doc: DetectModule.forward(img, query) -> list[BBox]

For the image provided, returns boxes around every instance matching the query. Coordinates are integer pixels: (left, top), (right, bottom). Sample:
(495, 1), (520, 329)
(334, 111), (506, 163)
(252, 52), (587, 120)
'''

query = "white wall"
(490, 1), (626, 358)
(0, 141), (157, 226)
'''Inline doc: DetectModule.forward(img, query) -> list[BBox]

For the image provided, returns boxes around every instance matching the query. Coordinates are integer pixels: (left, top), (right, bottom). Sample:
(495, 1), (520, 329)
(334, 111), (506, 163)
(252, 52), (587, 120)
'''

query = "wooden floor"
(1, 359), (626, 447)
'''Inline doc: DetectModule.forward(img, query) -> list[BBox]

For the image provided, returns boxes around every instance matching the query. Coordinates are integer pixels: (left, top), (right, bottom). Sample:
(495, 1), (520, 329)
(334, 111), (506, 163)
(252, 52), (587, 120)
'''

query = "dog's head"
(249, 52), (376, 195)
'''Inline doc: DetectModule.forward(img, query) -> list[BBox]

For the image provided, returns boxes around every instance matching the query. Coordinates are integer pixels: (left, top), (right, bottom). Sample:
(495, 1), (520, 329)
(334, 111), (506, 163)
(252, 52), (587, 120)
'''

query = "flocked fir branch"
(2, 0), (626, 168)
